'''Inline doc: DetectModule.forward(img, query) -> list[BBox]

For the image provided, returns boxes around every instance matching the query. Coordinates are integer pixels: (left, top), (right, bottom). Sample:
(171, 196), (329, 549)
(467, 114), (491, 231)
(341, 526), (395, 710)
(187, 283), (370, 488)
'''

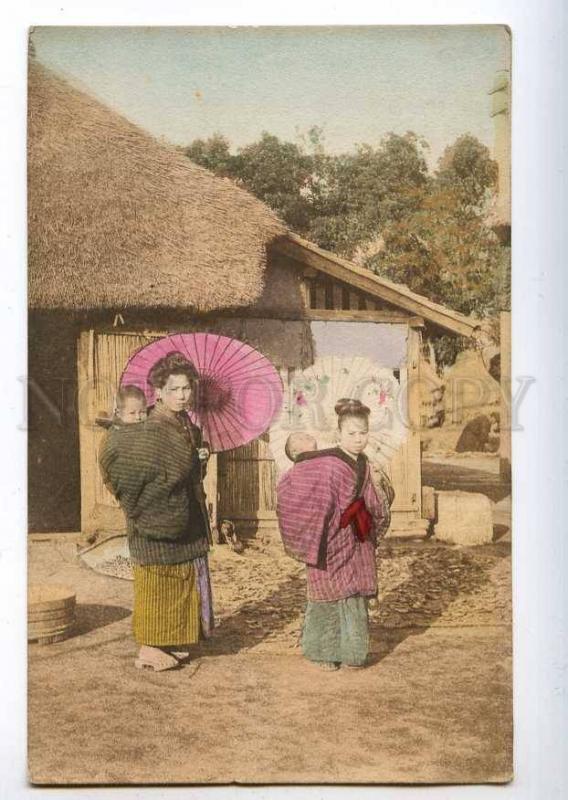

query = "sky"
(31, 26), (510, 168)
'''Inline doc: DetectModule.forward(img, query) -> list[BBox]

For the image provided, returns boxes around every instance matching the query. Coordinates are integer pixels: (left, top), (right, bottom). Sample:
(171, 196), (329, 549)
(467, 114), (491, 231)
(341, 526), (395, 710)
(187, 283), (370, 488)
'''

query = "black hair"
(147, 351), (199, 390)
(334, 397), (371, 429)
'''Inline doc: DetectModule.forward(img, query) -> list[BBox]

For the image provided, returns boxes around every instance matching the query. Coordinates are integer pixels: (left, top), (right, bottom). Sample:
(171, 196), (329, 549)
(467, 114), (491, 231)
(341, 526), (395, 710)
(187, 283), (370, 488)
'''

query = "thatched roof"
(28, 61), (285, 311)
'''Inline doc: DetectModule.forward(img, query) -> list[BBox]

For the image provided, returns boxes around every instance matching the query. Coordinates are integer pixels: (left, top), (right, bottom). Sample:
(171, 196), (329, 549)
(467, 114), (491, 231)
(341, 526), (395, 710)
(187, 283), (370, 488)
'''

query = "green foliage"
(368, 134), (503, 328)
(184, 127), (508, 365)
(436, 134), (498, 211)
(306, 134), (430, 257)
(184, 134), (235, 177)
(231, 133), (315, 232)
(368, 189), (503, 318)
(186, 129), (430, 257)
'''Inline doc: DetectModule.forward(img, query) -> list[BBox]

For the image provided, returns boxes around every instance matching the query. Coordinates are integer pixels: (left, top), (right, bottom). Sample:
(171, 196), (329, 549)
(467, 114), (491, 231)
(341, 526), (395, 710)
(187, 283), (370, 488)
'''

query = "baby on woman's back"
(114, 385), (148, 426)
(95, 385), (148, 430)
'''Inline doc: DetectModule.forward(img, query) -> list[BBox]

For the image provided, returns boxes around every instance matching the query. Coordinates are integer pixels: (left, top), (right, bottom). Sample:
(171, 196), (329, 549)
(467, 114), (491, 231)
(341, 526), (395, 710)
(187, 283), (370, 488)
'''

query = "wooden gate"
(78, 330), (158, 535)
(217, 434), (278, 537)
(215, 324), (423, 538)
(78, 329), (219, 537)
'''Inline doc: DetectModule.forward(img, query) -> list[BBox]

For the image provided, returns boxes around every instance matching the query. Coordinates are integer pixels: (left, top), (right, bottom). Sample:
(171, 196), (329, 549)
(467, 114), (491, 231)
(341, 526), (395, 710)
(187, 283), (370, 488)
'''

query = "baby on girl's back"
(284, 432), (318, 463)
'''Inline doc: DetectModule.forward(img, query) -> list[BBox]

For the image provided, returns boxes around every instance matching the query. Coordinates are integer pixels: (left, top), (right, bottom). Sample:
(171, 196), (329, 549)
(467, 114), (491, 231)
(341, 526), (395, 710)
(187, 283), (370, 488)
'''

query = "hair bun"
(148, 350), (198, 389)
(334, 397), (370, 417)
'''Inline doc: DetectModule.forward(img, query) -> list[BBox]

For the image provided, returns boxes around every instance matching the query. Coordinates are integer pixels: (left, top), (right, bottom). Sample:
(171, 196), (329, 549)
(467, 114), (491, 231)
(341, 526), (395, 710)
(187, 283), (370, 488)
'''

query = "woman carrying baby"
(276, 398), (393, 671)
(99, 351), (213, 672)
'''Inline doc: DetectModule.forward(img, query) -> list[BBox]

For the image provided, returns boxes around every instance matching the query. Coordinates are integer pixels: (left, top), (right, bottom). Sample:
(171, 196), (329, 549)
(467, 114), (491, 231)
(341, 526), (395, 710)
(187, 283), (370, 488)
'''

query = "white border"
(2, 2), (567, 798)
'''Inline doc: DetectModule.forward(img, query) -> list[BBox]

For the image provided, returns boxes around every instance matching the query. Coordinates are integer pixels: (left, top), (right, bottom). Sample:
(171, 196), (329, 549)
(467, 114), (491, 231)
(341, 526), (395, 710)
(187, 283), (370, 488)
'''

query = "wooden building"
(28, 61), (481, 539)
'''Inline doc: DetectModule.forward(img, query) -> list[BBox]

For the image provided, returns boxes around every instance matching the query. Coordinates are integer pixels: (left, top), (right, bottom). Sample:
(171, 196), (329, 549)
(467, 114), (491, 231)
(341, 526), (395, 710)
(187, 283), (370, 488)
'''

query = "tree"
(229, 132), (315, 233)
(183, 129), (430, 256)
(367, 136), (502, 365)
(184, 134), (235, 177)
(435, 134), (498, 212)
(369, 135), (501, 316)
(306, 133), (430, 257)
(183, 129), (506, 366)
(369, 190), (501, 316)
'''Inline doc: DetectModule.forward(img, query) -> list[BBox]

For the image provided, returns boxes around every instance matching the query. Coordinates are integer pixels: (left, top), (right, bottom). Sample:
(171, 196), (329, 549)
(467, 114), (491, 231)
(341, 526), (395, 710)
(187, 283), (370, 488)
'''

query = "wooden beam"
(305, 309), (422, 324)
(406, 326), (423, 517)
(500, 311), (511, 480)
(275, 236), (478, 338)
(29, 532), (84, 543)
(348, 290), (360, 311)
(308, 281), (316, 309)
(299, 279), (310, 311)
(213, 309), (424, 324)
(78, 331), (96, 535)
(315, 283), (326, 309)
(332, 284), (343, 310)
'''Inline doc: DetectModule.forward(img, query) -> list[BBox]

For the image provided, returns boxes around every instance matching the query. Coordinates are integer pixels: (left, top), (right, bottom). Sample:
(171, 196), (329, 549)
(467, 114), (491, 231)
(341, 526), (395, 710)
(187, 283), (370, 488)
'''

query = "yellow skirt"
(132, 562), (201, 646)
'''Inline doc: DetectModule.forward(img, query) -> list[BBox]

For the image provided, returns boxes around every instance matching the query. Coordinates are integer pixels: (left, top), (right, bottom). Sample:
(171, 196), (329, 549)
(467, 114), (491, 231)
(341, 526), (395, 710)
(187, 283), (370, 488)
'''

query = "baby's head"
(285, 432), (318, 462)
(115, 385), (147, 425)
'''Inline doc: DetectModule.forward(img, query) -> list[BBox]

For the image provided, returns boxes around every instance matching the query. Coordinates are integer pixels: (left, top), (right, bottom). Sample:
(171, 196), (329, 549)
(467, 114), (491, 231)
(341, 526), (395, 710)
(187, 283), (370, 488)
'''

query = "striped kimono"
(99, 405), (214, 647)
(276, 448), (389, 666)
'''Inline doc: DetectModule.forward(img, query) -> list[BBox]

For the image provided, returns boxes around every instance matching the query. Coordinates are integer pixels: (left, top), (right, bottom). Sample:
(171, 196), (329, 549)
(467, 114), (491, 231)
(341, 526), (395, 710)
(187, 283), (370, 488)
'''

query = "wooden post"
(203, 453), (219, 529)
(332, 283), (343, 310)
(299, 278), (310, 311)
(406, 325), (423, 519)
(348, 291), (360, 310)
(77, 331), (97, 535)
(500, 311), (512, 481)
(315, 283), (326, 310)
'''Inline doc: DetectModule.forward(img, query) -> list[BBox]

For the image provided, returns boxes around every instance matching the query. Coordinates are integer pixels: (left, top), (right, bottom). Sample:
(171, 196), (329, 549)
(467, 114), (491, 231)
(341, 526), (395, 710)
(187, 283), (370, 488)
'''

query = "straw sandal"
(135, 646), (180, 672)
(167, 649), (191, 663)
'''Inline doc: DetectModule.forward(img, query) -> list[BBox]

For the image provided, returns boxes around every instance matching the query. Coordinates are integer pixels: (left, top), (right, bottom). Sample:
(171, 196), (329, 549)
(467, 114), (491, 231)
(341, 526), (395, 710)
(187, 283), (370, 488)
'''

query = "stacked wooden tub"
(28, 585), (76, 645)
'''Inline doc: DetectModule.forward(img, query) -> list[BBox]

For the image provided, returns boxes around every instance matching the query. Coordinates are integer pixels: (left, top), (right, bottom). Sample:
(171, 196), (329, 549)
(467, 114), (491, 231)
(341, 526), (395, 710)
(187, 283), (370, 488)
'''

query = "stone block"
(421, 485), (436, 521)
(434, 490), (493, 546)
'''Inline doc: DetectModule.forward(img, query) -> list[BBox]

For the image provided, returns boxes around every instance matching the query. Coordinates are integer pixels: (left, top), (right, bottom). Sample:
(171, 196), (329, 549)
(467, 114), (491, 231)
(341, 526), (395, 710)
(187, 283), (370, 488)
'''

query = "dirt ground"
(28, 458), (512, 786)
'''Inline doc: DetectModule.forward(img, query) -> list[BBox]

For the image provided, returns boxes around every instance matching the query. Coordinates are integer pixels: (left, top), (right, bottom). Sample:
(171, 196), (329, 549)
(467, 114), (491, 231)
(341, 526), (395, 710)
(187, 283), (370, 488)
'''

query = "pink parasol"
(120, 333), (283, 452)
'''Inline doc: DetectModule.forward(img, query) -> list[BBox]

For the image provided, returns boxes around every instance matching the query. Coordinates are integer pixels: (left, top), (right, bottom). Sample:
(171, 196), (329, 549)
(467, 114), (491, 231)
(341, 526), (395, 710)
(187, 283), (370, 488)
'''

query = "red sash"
(340, 496), (373, 542)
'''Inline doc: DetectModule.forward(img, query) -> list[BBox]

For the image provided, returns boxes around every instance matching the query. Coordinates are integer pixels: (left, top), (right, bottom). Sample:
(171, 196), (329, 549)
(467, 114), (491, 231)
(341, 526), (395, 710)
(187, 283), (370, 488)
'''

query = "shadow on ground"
(197, 574), (306, 656)
(369, 540), (510, 661)
(422, 461), (511, 503)
(196, 538), (510, 663)
(72, 603), (131, 637)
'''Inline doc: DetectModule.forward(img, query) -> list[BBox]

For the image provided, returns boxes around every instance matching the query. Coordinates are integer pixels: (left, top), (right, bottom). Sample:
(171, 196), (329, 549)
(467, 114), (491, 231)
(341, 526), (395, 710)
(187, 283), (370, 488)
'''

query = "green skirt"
(301, 596), (370, 666)
(132, 563), (201, 646)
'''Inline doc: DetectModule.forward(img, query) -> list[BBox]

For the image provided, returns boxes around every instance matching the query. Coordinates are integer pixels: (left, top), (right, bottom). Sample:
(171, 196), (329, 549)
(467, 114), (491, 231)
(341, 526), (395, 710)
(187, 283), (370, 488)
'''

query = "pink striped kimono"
(276, 448), (387, 602)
